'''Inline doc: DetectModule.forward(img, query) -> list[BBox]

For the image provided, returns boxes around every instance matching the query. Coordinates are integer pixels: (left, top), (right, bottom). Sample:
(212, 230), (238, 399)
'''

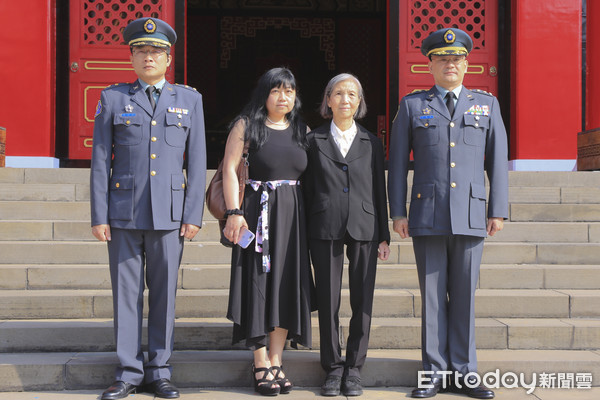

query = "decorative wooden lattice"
(410, 0), (486, 50)
(82, 0), (164, 45)
(220, 17), (336, 69)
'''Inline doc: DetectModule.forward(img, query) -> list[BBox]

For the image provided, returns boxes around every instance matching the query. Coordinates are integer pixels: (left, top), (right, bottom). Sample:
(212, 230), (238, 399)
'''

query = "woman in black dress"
(222, 67), (312, 396)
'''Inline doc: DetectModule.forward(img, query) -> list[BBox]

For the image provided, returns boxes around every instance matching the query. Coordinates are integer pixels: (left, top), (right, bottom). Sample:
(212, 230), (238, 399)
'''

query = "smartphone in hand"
(237, 227), (255, 249)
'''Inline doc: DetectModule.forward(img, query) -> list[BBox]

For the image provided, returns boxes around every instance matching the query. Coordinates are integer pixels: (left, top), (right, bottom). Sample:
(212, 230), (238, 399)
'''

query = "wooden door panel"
(68, 0), (176, 159)
(398, 0), (499, 98)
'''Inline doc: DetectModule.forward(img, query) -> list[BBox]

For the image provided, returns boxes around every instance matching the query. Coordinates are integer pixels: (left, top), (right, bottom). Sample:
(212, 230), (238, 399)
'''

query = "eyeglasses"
(433, 56), (466, 65)
(132, 48), (167, 58)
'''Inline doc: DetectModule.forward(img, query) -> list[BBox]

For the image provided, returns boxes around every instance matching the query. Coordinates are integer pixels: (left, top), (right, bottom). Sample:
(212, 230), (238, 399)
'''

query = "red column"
(510, 0), (581, 170)
(587, 0), (600, 130)
(0, 1), (57, 166)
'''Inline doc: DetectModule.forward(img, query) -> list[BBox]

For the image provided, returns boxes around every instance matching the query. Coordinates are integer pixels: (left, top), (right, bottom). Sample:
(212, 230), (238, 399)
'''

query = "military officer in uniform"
(90, 17), (206, 400)
(388, 28), (508, 399)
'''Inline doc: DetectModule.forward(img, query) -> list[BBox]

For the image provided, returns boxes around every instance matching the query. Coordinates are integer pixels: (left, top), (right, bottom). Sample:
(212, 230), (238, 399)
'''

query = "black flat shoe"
(145, 378), (180, 399)
(100, 381), (137, 400)
(451, 379), (495, 399)
(321, 375), (342, 397)
(342, 376), (363, 396)
(253, 364), (280, 396)
(411, 376), (447, 398)
(271, 365), (293, 394)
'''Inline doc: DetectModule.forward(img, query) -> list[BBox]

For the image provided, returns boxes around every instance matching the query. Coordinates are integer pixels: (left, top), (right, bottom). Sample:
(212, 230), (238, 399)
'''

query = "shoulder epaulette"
(471, 88), (493, 96)
(174, 83), (198, 92)
(406, 89), (427, 96)
(105, 83), (122, 89)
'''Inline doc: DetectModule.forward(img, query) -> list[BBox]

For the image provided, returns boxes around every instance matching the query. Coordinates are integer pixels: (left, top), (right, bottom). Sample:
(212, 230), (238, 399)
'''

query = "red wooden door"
(397, 0), (499, 97)
(68, 0), (176, 159)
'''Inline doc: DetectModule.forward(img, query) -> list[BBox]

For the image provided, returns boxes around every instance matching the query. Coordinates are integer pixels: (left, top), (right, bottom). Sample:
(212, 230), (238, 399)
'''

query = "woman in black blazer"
(304, 73), (390, 397)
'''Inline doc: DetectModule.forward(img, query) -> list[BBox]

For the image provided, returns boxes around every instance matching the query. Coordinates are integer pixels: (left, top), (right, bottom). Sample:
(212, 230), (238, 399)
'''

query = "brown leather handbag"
(206, 142), (250, 246)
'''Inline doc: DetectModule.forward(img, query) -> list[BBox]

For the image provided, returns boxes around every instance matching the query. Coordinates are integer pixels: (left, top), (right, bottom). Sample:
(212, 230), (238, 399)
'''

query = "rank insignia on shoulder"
(406, 89), (426, 96)
(472, 88), (493, 96)
(94, 100), (102, 118)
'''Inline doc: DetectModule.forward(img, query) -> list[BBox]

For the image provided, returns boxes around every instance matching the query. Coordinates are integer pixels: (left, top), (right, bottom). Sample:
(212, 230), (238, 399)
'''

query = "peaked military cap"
(421, 28), (473, 58)
(123, 17), (177, 48)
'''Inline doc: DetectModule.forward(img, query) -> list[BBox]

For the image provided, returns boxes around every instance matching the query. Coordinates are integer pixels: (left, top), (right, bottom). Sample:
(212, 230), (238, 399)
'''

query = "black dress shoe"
(411, 377), (447, 398)
(100, 381), (137, 400)
(342, 376), (363, 396)
(321, 375), (342, 396)
(451, 378), (494, 399)
(145, 378), (180, 399)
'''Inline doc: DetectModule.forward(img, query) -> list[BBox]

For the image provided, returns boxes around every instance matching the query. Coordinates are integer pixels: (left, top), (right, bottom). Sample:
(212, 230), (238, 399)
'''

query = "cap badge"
(444, 29), (456, 44)
(144, 19), (157, 34)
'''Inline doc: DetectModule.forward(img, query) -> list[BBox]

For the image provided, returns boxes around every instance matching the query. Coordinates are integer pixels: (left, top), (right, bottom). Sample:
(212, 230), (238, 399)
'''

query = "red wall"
(511, 0), (581, 160)
(586, 0), (600, 130)
(0, 1), (55, 157)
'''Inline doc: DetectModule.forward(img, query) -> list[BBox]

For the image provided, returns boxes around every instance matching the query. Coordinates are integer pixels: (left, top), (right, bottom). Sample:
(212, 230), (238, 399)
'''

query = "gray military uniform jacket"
(388, 86), (508, 238)
(90, 80), (207, 230)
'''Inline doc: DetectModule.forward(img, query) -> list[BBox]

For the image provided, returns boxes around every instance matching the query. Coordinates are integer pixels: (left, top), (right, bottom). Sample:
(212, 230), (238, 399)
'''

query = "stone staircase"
(1, 168), (600, 391)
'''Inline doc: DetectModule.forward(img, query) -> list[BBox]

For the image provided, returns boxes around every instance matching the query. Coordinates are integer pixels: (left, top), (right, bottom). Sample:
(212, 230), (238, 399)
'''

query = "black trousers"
(310, 234), (378, 378)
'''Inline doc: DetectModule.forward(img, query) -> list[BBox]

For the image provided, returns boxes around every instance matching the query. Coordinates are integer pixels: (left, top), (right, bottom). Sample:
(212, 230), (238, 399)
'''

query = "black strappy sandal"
(252, 364), (281, 396)
(271, 365), (293, 394)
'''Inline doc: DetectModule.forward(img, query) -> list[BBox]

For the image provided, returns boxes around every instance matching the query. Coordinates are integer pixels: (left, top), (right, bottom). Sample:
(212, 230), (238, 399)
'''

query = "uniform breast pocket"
(113, 114), (143, 145)
(411, 116), (439, 146)
(165, 113), (190, 148)
(463, 114), (489, 147)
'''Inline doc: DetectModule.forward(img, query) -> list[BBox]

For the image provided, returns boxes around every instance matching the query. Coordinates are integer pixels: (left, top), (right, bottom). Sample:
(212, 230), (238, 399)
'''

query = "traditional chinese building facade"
(0, 0), (591, 170)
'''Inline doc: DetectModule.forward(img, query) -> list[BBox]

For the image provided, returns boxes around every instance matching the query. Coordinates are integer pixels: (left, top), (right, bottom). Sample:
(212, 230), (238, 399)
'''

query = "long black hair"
(230, 67), (307, 150)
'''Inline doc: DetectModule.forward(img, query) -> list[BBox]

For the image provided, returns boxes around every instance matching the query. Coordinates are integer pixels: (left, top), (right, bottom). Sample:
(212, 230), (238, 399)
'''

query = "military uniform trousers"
(412, 234), (484, 376)
(107, 227), (184, 385)
(310, 233), (379, 378)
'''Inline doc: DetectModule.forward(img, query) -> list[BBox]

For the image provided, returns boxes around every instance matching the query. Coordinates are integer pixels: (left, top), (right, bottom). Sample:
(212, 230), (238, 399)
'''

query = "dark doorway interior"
(186, 1), (387, 168)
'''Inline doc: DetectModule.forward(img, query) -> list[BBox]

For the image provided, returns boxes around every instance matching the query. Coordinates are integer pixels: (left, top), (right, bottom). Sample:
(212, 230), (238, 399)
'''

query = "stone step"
(3, 240), (599, 265)
(3, 168), (600, 186)
(511, 203), (600, 222)
(3, 264), (600, 291)
(0, 349), (599, 391)
(2, 219), (597, 244)
(0, 288), (598, 320)
(4, 182), (598, 205)
(0, 168), (90, 184)
(2, 317), (599, 353)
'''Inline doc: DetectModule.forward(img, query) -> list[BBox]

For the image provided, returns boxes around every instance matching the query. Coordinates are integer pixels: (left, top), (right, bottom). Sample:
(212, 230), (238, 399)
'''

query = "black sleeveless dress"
(226, 126), (313, 350)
